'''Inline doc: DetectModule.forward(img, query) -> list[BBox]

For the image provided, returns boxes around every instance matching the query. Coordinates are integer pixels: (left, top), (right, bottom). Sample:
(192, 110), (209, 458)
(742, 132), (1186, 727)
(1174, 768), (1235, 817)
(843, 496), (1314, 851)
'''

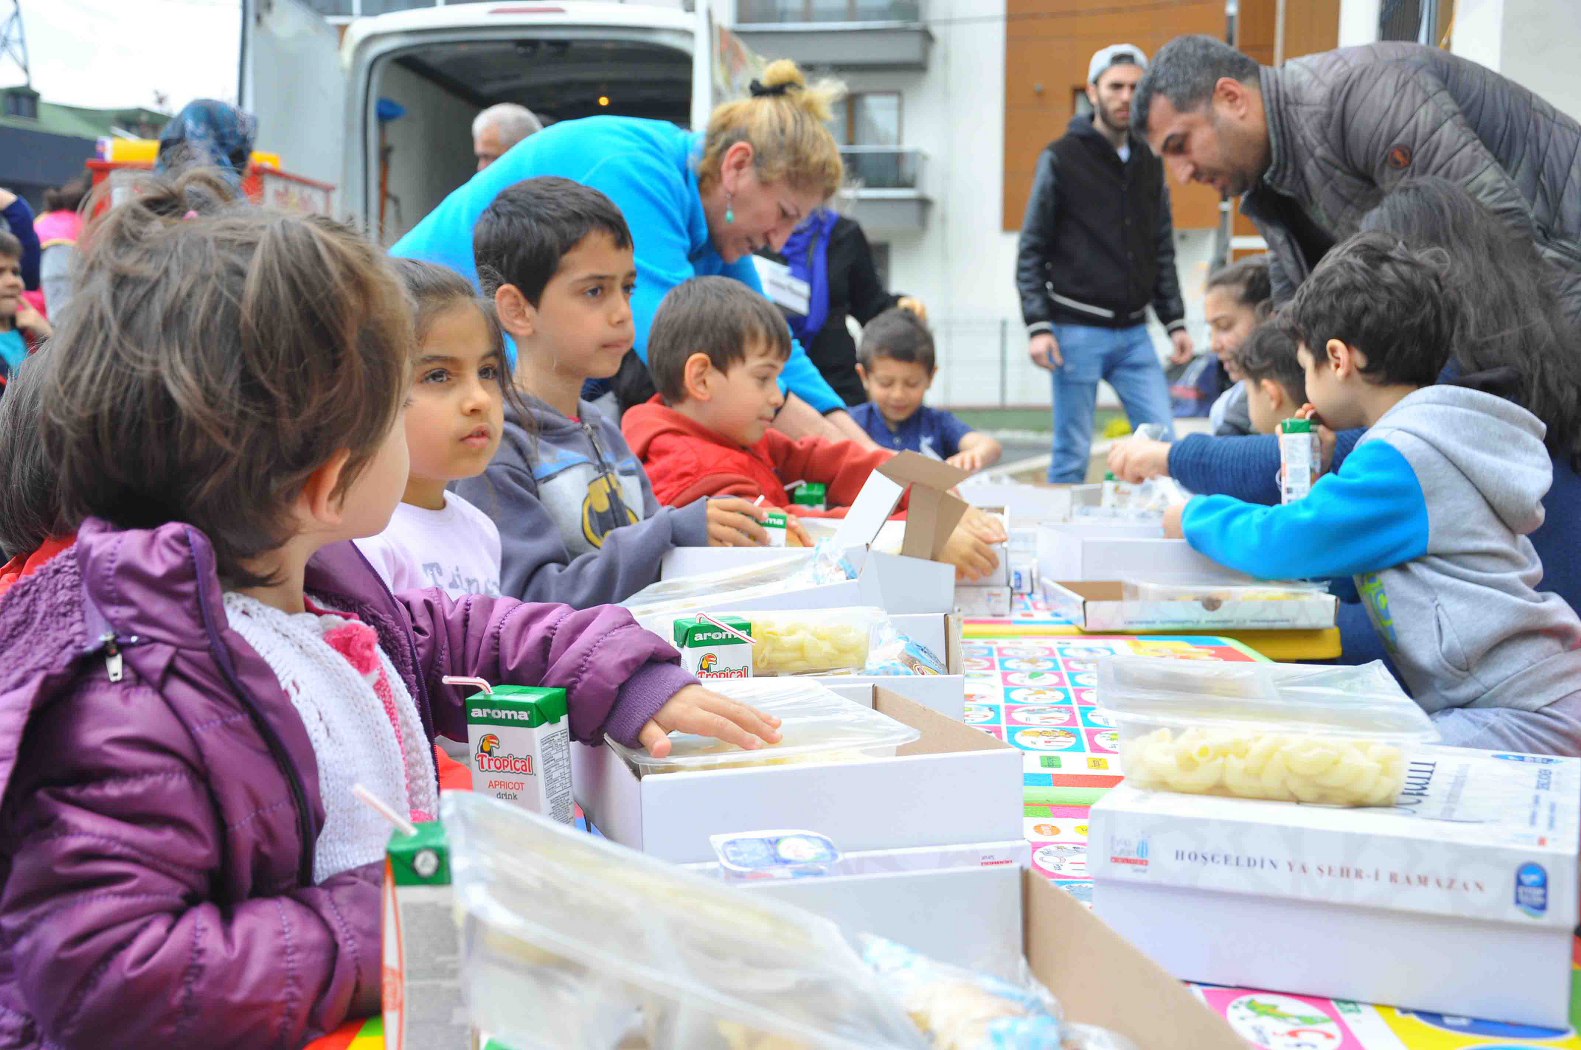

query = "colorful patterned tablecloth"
(309, 630), (1580, 1049)
(966, 633), (1581, 1049)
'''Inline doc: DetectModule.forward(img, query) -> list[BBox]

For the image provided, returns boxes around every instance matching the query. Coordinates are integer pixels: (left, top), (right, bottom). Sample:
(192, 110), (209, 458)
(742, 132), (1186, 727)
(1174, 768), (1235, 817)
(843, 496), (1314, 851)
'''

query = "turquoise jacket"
(392, 115), (843, 413)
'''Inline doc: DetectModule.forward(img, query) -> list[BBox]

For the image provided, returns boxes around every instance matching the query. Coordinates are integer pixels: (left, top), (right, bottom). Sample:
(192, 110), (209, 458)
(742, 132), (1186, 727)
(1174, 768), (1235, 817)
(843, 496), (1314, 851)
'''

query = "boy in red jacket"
(624, 278), (1005, 579)
(624, 276), (904, 517)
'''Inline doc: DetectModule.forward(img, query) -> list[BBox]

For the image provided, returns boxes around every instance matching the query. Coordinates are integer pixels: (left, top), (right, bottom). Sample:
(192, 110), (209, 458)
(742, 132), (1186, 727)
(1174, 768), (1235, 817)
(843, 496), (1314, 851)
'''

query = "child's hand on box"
(959, 505), (1008, 545)
(638, 685), (784, 757)
(706, 497), (770, 547)
(1163, 501), (1187, 539)
(1108, 435), (1171, 484)
(783, 514), (813, 547)
(946, 447), (990, 474)
(941, 521), (1001, 582)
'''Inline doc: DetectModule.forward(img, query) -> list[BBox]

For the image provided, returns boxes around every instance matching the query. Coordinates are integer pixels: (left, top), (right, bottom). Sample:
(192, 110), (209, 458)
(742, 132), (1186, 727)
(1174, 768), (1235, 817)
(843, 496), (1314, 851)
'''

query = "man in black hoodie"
(1016, 44), (1193, 482)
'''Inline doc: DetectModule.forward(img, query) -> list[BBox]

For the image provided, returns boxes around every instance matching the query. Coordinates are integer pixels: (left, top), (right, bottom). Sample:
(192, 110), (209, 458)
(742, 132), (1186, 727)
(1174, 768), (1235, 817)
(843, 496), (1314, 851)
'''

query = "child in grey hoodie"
(455, 177), (775, 607)
(1167, 234), (1581, 756)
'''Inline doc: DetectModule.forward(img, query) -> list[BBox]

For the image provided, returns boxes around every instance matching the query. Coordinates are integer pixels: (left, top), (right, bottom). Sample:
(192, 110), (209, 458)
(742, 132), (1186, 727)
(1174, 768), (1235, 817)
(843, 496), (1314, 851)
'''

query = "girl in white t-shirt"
(357, 260), (511, 597)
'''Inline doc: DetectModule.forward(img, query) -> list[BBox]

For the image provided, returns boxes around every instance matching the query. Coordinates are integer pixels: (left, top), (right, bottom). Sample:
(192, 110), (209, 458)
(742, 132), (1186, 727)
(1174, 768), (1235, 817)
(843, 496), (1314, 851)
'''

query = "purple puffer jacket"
(0, 518), (694, 1050)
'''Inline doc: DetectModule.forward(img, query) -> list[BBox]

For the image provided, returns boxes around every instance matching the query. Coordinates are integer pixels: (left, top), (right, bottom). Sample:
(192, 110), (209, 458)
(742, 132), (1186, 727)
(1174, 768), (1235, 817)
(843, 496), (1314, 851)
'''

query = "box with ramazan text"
(1089, 747), (1580, 1027)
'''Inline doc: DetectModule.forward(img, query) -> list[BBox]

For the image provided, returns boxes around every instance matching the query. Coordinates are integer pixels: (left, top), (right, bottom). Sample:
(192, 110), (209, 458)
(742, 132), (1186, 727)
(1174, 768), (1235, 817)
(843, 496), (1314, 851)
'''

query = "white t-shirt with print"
(356, 492), (502, 598)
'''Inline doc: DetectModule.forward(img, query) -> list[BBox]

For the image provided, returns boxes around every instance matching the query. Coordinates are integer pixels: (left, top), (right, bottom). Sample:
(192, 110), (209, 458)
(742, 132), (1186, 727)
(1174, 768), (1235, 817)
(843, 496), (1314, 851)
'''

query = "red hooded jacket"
(623, 396), (899, 517)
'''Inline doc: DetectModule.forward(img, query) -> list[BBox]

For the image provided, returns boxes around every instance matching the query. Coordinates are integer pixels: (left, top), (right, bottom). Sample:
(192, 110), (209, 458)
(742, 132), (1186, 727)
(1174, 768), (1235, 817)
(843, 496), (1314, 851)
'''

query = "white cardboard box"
(1089, 747), (1581, 1027)
(573, 689), (1022, 864)
(956, 584), (1013, 618)
(1042, 579), (1339, 632)
(660, 546), (810, 579)
(746, 866), (1245, 1048)
(958, 482), (1102, 523)
(1037, 522), (1249, 583)
(815, 612), (966, 720)
(721, 548), (957, 615)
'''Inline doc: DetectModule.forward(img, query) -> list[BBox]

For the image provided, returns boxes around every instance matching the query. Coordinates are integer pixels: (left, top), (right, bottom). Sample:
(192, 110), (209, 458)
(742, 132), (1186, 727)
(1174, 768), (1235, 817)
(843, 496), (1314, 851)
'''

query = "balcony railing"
(736, 0), (921, 25)
(840, 146), (923, 191)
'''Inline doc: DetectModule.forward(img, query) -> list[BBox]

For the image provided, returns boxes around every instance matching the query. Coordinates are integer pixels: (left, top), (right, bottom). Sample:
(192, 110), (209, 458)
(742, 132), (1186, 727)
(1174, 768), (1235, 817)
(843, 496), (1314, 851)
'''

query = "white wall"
(1453, 0), (1581, 121)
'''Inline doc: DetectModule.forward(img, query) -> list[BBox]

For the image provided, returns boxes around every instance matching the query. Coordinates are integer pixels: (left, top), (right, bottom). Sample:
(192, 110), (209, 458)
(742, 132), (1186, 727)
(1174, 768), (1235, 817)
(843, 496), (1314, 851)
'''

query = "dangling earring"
(725, 191), (735, 225)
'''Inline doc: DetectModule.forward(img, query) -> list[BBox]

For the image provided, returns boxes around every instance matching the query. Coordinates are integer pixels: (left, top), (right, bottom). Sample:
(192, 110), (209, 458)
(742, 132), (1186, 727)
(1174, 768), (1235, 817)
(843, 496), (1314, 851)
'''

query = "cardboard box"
(815, 612), (966, 719)
(1043, 580), (1339, 632)
(660, 546), (810, 579)
(958, 482), (1102, 523)
(956, 584), (1013, 618)
(573, 689), (1022, 864)
(721, 547), (957, 615)
(834, 451), (971, 563)
(1037, 522), (1248, 583)
(684, 838), (1030, 880)
(746, 865), (1243, 1049)
(1089, 747), (1581, 1027)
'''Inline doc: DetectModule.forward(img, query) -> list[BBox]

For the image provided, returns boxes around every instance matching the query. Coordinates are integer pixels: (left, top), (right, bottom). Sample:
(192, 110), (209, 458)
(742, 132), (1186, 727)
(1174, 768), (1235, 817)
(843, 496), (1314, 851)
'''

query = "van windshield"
(372, 35), (692, 242)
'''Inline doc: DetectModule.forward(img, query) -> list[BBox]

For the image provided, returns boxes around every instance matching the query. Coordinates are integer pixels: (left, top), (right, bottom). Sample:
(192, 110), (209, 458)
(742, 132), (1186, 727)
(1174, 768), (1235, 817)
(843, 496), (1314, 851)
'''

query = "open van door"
(238, 0), (348, 199)
(697, 5), (763, 128)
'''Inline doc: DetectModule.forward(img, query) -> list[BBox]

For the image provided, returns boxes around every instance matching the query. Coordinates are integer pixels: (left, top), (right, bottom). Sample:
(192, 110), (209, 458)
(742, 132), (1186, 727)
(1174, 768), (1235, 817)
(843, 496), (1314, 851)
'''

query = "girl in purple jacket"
(0, 173), (778, 1050)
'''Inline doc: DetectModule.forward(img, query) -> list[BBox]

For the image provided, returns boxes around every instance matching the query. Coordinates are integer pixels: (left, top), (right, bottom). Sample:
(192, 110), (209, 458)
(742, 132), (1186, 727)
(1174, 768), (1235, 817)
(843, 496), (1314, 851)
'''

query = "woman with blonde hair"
(394, 60), (869, 443)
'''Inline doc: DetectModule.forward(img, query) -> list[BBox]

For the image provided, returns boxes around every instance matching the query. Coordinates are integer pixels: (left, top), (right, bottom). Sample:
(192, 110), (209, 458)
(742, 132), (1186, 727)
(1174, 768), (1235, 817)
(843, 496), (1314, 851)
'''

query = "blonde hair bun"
(700, 59), (846, 197)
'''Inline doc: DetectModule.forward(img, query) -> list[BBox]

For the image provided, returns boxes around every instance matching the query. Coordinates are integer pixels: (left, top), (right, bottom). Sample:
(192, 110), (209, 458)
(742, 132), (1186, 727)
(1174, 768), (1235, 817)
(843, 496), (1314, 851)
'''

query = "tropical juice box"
(464, 684), (574, 825)
(764, 509), (790, 547)
(381, 822), (467, 1050)
(673, 615), (754, 679)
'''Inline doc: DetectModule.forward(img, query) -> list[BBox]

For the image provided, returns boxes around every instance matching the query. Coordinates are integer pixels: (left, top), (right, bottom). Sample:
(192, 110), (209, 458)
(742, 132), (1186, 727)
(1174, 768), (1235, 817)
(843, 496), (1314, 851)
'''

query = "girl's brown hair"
(41, 170), (413, 587)
(390, 256), (522, 413)
(696, 59), (846, 200)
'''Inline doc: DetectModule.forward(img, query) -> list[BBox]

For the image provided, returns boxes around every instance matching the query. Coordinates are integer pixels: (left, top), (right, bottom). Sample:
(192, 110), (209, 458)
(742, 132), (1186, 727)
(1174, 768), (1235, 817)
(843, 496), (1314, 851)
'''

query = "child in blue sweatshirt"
(1165, 233), (1581, 756)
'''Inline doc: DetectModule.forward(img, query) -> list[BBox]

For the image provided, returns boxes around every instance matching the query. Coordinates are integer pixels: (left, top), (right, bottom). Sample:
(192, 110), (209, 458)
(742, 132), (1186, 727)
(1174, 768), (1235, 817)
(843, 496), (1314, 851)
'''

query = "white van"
(239, 0), (759, 243)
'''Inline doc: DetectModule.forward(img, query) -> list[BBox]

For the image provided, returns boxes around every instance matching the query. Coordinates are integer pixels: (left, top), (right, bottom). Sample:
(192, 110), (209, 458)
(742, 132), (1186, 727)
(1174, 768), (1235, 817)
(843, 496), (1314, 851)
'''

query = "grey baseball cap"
(1089, 43), (1148, 84)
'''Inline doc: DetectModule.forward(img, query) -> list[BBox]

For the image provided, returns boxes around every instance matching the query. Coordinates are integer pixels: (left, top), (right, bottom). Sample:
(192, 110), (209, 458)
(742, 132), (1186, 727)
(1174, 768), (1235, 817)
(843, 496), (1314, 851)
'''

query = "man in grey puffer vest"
(1134, 35), (1581, 325)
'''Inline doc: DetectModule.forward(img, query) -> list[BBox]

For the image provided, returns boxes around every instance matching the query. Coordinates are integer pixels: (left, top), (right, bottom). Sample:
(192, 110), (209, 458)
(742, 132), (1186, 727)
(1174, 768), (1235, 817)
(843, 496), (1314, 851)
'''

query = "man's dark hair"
(1135, 34), (1260, 136)
(0, 230), (20, 261)
(648, 276), (791, 403)
(473, 176), (633, 306)
(1286, 232), (1456, 389)
(1232, 312), (1306, 406)
(858, 307), (935, 372)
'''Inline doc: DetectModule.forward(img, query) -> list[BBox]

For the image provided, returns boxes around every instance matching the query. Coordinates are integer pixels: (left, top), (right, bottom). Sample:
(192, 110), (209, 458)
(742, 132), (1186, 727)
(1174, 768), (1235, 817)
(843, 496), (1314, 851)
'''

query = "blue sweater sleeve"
(1168, 427), (1366, 504)
(1181, 439), (1431, 580)
(2, 198), (40, 290)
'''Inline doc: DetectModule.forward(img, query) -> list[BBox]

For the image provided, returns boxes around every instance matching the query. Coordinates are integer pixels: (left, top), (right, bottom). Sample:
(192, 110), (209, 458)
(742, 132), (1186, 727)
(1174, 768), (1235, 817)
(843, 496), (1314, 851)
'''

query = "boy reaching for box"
(624, 277), (1004, 580)
(1164, 233), (1581, 756)
(850, 308), (1003, 474)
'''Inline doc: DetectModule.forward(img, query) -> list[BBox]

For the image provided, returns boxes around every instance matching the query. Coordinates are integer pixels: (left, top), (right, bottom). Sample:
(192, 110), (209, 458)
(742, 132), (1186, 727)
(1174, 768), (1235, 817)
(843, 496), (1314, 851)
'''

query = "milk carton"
(1279, 418), (1321, 503)
(381, 822), (467, 1050)
(456, 678), (574, 825)
(673, 615), (754, 679)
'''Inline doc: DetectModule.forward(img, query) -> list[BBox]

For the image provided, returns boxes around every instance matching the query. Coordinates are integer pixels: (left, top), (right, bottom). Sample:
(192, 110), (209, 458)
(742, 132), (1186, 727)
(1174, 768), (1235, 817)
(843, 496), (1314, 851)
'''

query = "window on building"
(840, 92), (901, 147)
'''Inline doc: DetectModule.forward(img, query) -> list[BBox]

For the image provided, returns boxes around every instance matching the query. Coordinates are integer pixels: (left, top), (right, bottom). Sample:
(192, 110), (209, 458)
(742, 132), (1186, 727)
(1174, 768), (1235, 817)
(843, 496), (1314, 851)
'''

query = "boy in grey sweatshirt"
(1168, 234), (1581, 756)
(455, 177), (771, 607)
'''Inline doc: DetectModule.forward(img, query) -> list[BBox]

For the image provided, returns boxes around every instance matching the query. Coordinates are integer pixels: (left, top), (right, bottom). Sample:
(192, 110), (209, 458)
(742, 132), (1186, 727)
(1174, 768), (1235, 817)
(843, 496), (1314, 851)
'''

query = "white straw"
(442, 674), (494, 695)
(353, 783), (419, 838)
(698, 611), (756, 647)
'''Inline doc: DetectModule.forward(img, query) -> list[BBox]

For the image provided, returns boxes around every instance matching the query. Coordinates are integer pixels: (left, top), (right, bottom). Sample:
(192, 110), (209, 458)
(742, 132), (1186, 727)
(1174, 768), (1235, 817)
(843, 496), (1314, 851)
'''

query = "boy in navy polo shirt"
(852, 308), (1003, 473)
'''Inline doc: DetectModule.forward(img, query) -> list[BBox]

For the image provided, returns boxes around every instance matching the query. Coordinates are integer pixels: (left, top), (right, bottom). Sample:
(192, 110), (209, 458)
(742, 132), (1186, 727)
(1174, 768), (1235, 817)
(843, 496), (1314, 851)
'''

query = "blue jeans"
(1047, 322), (1176, 483)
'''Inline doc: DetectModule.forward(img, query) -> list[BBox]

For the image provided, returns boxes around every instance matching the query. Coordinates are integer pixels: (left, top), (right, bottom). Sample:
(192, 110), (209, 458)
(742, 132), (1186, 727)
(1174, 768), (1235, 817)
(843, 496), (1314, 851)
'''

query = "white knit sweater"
(223, 592), (439, 884)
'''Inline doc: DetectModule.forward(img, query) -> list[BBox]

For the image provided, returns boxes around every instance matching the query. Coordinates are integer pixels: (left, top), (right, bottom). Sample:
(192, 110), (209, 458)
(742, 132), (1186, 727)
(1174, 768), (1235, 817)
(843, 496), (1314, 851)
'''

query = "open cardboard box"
(648, 452), (971, 615)
(815, 612), (965, 720)
(572, 688), (1021, 864)
(1037, 522), (1245, 582)
(660, 546), (810, 579)
(958, 481), (1103, 524)
(745, 864), (1241, 1049)
(1044, 579), (1339, 632)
